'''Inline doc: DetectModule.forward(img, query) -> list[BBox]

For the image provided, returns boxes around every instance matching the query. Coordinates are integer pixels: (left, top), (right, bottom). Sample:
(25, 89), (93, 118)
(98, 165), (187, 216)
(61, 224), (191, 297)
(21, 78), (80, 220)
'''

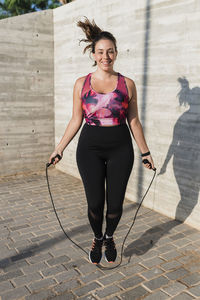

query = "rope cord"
(46, 163), (156, 269)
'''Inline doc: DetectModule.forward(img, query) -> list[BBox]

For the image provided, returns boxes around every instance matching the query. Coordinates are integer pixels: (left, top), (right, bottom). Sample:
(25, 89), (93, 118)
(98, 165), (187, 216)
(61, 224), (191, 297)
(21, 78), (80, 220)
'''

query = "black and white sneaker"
(103, 235), (117, 263)
(89, 237), (103, 264)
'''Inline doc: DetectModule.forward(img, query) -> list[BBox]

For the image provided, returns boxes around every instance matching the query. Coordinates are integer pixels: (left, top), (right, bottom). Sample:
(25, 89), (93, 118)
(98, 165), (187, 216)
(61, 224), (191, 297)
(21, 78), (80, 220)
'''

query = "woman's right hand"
(48, 148), (63, 166)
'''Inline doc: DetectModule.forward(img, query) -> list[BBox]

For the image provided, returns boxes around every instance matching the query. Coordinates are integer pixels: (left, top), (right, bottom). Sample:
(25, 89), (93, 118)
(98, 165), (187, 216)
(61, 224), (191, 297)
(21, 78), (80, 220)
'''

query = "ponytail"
(77, 16), (117, 67)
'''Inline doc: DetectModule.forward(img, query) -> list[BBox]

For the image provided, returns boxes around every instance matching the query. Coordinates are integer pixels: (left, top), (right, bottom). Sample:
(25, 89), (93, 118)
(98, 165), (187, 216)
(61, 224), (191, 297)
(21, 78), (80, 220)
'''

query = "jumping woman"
(49, 17), (155, 264)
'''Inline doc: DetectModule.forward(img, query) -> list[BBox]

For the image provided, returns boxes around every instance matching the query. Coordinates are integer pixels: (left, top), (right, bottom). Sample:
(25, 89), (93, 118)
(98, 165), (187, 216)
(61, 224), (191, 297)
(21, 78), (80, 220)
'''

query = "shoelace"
(91, 239), (103, 252)
(104, 238), (116, 250)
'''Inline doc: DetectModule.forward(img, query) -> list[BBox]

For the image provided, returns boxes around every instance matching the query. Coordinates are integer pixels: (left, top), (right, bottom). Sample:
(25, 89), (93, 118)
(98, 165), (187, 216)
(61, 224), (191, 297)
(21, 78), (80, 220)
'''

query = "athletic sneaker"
(89, 237), (103, 264)
(103, 235), (117, 263)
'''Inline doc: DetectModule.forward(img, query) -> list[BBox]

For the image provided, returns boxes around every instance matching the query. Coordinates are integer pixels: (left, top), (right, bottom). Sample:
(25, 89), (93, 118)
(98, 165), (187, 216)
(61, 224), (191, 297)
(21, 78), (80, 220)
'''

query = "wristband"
(141, 151), (150, 157)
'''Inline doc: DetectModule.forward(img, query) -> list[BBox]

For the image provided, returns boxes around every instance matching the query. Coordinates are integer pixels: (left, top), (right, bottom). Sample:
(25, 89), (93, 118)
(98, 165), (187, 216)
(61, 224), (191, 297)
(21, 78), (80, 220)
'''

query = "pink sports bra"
(81, 72), (129, 126)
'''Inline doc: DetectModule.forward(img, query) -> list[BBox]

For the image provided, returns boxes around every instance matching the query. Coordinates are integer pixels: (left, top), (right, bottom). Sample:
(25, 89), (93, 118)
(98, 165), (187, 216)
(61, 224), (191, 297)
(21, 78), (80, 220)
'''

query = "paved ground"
(0, 168), (200, 300)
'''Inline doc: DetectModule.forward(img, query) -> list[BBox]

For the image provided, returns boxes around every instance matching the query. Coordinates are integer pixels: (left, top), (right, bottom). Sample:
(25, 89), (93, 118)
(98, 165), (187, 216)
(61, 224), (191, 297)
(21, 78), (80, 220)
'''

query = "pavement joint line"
(1, 169), (200, 299)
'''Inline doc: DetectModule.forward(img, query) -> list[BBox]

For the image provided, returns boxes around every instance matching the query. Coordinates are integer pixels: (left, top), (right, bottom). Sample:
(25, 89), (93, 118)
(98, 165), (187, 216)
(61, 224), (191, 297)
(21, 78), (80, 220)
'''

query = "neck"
(94, 68), (117, 79)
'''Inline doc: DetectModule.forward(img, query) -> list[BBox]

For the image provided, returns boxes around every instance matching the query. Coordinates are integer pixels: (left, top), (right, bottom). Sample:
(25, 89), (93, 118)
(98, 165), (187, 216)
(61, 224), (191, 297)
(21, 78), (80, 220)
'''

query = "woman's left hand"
(142, 155), (155, 170)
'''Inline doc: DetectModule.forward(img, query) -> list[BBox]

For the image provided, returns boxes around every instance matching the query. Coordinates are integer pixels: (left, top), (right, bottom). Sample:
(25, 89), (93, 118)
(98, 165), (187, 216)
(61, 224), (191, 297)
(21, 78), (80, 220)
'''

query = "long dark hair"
(76, 16), (117, 67)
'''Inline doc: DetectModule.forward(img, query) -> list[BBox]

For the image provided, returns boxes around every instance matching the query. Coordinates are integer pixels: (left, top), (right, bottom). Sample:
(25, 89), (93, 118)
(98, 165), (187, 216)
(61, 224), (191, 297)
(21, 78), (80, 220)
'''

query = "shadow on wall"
(159, 77), (200, 222)
(124, 77), (200, 257)
(137, 0), (152, 202)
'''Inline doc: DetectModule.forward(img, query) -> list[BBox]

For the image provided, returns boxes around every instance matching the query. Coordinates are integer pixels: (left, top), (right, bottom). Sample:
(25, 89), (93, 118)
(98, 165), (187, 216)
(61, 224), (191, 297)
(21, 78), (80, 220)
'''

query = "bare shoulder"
(76, 75), (87, 84)
(123, 76), (137, 102)
(74, 75), (87, 89)
(124, 76), (136, 89)
(74, 75), (87, 98)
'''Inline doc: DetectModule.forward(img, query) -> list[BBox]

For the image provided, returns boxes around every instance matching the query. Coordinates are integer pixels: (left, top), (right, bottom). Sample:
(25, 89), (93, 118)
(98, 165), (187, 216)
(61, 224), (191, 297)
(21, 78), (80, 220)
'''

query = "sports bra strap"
(118, 73), (129, 96)
(81, 72), (128, 98)
(81, 73), (90, 99)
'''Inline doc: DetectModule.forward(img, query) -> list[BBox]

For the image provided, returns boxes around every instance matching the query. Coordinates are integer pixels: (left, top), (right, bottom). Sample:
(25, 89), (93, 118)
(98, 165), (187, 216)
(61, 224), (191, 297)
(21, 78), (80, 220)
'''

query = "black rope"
(46, 156), (156, 269)
(97, 168), (156, 270)
(45, 164), (88, 256)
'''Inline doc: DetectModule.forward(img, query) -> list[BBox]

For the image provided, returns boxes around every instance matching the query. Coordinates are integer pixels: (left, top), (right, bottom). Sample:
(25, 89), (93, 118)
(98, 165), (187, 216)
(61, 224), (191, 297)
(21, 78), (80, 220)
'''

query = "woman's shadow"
(124, 77), (200, 258)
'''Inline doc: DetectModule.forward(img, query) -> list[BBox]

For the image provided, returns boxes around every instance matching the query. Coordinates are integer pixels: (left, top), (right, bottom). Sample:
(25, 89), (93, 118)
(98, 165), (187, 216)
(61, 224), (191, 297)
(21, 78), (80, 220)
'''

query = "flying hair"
(76, 16), (117, 67)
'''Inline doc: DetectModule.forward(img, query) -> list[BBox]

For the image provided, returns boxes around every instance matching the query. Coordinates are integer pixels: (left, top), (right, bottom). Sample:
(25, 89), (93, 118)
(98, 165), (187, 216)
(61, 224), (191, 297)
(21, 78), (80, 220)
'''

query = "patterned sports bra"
(81, 72), (130, 126)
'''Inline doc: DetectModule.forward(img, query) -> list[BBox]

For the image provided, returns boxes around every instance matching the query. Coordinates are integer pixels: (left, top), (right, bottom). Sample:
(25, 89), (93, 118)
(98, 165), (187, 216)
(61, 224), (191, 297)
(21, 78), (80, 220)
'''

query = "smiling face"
(92, 39), (118, 70)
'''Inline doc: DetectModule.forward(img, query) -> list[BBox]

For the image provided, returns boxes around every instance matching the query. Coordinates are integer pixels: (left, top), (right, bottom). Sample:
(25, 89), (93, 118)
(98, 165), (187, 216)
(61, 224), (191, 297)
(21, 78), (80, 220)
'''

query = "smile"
(102, 61), (111, 65)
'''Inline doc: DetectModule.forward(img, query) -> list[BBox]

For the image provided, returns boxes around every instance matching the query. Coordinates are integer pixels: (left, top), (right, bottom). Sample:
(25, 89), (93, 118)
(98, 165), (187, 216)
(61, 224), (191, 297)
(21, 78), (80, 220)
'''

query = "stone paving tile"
(1, 169), (200, 300)
(1, 259), (29, 273)
(40, 264), (66, 277)
(140, 256), (165, 268)
(141, 267), (164, 280)
(53, 279), (81, 294)
(139, 249), (160, 260)
(78, 295), (97, 300)
(160, 250), (182, 260)
(160, 260), (182, 271)
(156, 243), (177, 254)
(97, 272), (125, 286)
(171, 292), (195, 299)
(120, 263), (146, 276)
(73, 281), (101, 297)
(143, 290), (169, 299)
(162, 281), (187, 296)
(27, 277), (57, 293)
(46, 254), (71, 266)
(93, 284), (122, 298)
(170, 233), (185, 241)
(25, 288), (57, 300)
(143, 275), (170, 291)
(1, 286), (30, 300)
(120, 285), (149, 299)
(165, 267), (190, 280)
(0, 280), (14, 293)
(0, 270), (24, 283)
(180, 272), (200, 287)
(188, 284), (200, 297)
(51, 293), (75, 300)
(21, 261), (50, 274)
(118, 274), (144, 289)
(63, 257), (89, 269)
(54, 269), (79, 283)
(172, 238), (191, 248)
(11, 272), (42, 287)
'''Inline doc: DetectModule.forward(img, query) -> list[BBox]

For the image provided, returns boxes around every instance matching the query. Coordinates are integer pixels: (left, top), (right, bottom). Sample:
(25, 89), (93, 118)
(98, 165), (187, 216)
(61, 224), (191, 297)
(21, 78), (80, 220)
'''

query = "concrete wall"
(53, 0), (200, 229)
(0, 10), (54, 176)
(0, 0), (199, 229)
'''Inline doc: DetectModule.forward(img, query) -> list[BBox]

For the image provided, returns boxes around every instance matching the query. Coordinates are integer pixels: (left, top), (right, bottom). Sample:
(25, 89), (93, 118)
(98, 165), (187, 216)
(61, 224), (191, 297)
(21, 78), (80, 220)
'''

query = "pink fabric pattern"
(81, 72), (129, 126)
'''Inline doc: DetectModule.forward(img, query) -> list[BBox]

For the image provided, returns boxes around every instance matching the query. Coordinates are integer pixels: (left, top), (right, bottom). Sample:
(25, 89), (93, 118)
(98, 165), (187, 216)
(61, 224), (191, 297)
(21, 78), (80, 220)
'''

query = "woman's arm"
(48, 76), (85, 165)
(126, 78), (155, 170)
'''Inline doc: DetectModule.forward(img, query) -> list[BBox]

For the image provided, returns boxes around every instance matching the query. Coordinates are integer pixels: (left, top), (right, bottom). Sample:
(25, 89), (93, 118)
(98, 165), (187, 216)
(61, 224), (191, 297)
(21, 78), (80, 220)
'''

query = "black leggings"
(76, 122), (134, 238)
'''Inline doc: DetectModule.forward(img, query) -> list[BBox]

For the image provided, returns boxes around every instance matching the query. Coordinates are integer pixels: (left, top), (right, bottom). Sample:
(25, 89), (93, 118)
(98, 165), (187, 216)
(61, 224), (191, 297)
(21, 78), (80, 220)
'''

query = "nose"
(103, 52), (109, 59)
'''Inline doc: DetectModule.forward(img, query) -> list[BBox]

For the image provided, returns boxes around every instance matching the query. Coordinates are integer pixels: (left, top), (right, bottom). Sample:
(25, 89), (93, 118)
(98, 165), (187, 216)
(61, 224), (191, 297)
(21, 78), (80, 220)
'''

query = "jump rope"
(46, 154), (156, 270)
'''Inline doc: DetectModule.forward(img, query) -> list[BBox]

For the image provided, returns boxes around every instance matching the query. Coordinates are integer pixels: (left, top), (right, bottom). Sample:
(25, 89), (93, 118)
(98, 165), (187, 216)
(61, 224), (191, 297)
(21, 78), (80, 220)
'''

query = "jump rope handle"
(46, 154), (62, 168)
(142, 159), (156, 172)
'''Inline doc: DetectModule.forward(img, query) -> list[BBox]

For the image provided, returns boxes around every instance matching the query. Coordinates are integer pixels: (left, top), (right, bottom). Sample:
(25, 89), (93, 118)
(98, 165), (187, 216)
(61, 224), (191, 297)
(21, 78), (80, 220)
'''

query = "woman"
(49, 17), (155, 264)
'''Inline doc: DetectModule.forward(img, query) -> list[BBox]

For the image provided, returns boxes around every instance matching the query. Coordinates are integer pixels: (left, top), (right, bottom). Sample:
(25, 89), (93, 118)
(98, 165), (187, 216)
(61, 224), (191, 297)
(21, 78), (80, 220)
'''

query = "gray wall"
(53, 0), (200, 229)
(0, 0), (199, 229)
(0, 10), (54, 176)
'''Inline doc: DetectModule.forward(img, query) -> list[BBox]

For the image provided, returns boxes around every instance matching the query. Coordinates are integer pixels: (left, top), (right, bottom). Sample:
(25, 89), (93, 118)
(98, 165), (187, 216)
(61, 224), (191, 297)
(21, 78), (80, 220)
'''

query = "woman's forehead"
(95, 39), (115, 50)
